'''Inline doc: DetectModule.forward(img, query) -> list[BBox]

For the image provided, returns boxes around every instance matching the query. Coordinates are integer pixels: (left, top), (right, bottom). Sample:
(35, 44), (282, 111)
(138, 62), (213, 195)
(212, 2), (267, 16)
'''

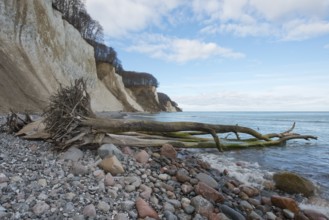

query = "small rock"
(181, 183), (194, 194)
(114, 213), (130, 220)
(283, 209), (295, 219)
(249, 211), (262, 220)
(193, 214), (207, 220)
(37, 178), (47, 187)
(125, 184), (136, 192)
(98, 155), (125, 175)
(191, 195), (214, 218)
(122, 146), (133, 155)
(121, 200), (135, 211)
(62, 147), (83, 161)
(239, 185), (259, 197)
(104, 173), (115, 186)
(135, 150), (150, 164)
(32, 201), (50, 215)
(239, 200), (253, 211)
(97, 201), (111, 212)
(158, 173), (170, 181)
(266, 212), (277, 220)
(220, 204), (246, 220)
(303, 209), (329, 220)
(83, 204), (96, 217)
(160, 144), (177, 159)
(0, 173), (9, 183)
(66, 192), (76, 200)
(176, 169), (191, 183)
(194, 182), (225, 203)
(140, 184), (152, 200)
(135, 197), (159, 219)
(273, 172), (316, 197)
(271, 195), (300, 214)
(196, 173), (218, 189)
(98, 144), (124, 161)
(71, 162), (89, 176)
(164, 210), (178, 220)
(184, 205), (195, 214)
(163, 202), (175, 212)
(93, 170), (105, 180)
(209, 213), (230, 220)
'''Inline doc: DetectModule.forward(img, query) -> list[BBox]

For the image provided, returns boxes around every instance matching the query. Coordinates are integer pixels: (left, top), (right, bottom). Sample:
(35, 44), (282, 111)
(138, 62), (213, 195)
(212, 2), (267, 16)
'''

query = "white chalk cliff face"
(0, 0), (125, 112)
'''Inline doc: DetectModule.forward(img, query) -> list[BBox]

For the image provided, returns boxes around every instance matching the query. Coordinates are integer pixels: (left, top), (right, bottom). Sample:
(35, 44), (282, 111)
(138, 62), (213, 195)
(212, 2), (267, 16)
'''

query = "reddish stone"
(303, 209), (328, 220)
(261, 197), (272, 206)
(191, 195), (214, 218)
(160, 144), (177, 159)
(181, 183), (194, 194)
(134, 150), (149, 164)
(135, 197), (159, 219)
(239, 185), (259, 197)
(195, 182), (225, 203)
(122, 146), (133, 155)
(271, 195), (300, 214)
(176, 168), (191, 183)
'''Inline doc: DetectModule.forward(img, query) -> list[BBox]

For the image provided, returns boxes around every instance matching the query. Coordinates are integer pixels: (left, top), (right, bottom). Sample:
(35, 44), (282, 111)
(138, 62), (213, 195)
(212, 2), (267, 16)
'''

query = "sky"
(85, 0), (329, 111)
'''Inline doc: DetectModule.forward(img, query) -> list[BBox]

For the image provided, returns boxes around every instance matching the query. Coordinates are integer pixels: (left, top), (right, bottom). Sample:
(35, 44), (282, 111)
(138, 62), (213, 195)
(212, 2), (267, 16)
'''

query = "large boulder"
(273, 172), (316, 197)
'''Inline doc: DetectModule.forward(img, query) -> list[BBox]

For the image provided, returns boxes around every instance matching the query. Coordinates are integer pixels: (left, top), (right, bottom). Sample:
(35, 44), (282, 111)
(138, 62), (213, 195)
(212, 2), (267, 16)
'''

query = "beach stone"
(121, 200), (135, 211)
(209, 213), (230, 220)
(125, 184), (136, 192)
(220, 205), (246, 220)
(32, 201), (50, 215)
(164, 210), (178, 220)
(303, 209), (329, 220)
(239, 200), (253, 211)
(191, 195), (214, 218)
(0, 173), (9, 183)
(98, 155), (125, 175)
(104, 173), (115, 186)
(167, 199), (181, 208)
(83, 204), (96, 217)
(249, 211), (262, 220)
(193, 214), (207, 220)
(295, 212), (310, 220)
(196, 173), (218, 189)
(122, 146), (134, 155)
(71, 162), (89, 176)
(114, 213), (129, 220)
(164, 202), (175, 212)
(176, 169), (191, 183)
(135, 197), (159, 219)
(181, 183), (194, 194)
(266, 212), (277, 220)
(135, 150), (150, 164)
(37, 178), (47, 187)
(160, 144), (177, 159)
(98, 144), (124, 161)
(239, 185), (259, 197)
(97, 201), (111, 212)
(195, 182), (225, 203)
(283, 209), (295, 219)
(271, 195), (300, 214)
(273, 172), (316, 197)
(93, 169), (105, 180)
(62, 147), (83, 161)
(140, 184), (152, 200)
(177, 213), (193, 220)
(184, 205), (195, 214)
(159, 173), (170, 181)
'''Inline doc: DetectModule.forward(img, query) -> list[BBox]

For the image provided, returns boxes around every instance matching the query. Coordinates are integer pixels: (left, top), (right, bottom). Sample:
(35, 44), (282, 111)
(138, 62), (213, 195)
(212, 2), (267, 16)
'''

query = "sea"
(128, 111), (329, 213)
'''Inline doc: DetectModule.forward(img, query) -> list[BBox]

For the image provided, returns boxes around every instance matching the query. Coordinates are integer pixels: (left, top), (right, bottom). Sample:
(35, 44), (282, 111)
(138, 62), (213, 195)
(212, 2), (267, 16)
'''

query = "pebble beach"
(0, 116), (328, 220)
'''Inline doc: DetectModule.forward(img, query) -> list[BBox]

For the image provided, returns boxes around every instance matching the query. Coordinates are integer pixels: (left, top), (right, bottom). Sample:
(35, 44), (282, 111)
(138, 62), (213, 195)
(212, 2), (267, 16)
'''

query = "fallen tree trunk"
(10, 78), (317, 151)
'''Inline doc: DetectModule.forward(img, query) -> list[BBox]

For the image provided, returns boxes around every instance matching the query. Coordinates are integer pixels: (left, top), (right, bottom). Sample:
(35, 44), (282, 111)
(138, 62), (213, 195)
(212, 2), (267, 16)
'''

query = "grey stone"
(190, 195), (214, 217)
(163, 202), (175, 212)
(125, 184), (136, 192)
(249, 211), (262, 220)
(32, 201), (50, 215)
(283, 209), (295, 219)
(62, 147), (83, 161)
(220, 205), (246, 220)
(265, 212), (277, 220)
(196, 173), (218, 189)
(71, 162), (88, 176)
(97, 201), (111, 212)
(183, 205), (195, 214)
(114, 213), (130, 220)
(240, 200), (253, 211)
(167, 199), (181, 208)
(98, 144), (124, 160)
(164, 210), (178, 220)
(83, 204), (96, 217)
(64, 202), (75, 213)
(193, 214), (207, 220)
(177, 213), (192, 220)
(121, 200), (135, 211)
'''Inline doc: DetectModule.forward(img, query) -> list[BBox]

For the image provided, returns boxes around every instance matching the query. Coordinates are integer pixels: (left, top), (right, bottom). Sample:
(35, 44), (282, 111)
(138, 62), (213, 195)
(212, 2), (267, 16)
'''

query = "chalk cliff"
(0, 0), (180, 113)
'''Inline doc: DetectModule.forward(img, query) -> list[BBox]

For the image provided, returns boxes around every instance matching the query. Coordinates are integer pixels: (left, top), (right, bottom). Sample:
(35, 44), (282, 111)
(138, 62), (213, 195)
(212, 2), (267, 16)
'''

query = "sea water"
(129, 111), (329, 213)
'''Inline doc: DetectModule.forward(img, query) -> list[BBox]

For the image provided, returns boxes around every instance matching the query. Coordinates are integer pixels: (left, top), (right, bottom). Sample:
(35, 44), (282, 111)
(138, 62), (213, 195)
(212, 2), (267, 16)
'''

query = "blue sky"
(86, 0), (329, 111)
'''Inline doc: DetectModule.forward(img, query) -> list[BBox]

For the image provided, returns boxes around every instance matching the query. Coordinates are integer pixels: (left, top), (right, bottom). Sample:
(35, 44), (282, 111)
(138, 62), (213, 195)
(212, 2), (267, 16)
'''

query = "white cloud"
(194, 0), (329, 40)
(85, 0), (183, 37)
(127, 34), (245, 63)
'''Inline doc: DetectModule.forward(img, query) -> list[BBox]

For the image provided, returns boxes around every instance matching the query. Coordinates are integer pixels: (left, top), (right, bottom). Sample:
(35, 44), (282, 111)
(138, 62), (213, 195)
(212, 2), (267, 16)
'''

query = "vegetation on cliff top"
(52, 0), (159, 89)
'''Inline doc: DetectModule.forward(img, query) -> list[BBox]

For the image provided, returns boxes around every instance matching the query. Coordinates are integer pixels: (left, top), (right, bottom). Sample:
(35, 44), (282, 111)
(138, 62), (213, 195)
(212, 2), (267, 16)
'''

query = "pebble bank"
(0, 117), (328, 220)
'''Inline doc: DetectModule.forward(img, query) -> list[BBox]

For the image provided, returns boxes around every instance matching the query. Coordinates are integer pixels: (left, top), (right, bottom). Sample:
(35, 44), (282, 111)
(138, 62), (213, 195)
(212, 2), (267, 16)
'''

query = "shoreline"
(0, 116), (328, 219)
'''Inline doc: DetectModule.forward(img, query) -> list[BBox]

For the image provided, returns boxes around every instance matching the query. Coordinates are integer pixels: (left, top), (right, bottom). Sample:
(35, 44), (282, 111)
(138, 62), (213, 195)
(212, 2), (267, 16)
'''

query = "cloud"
(85, 0), (183, 38)
(195, 0), (329, 40)
(127, 34), (245, 63)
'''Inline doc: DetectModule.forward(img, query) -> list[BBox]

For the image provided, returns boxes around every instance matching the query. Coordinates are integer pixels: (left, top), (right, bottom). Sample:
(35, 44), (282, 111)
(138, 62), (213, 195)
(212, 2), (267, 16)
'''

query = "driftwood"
(9, 78), (317, 151)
